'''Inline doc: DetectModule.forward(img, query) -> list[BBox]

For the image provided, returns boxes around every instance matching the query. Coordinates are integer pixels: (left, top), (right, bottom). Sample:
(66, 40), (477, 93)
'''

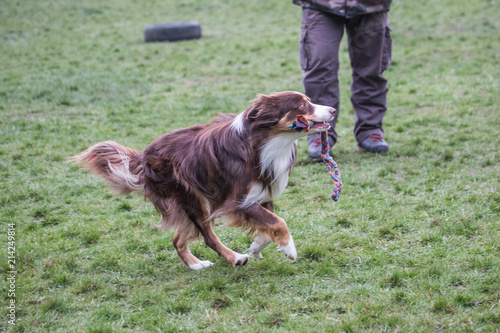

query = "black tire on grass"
(144, 21), (202, 42)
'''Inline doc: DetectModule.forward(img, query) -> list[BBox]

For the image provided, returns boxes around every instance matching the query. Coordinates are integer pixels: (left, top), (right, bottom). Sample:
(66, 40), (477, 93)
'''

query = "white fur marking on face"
(189, 260), (214, 270)
(293, 91), (334, 123)
(310, 101), (334, 122)
(230, 111), (245, 134)
(277, 235), (297, 261)
(249, 233), (272, 258)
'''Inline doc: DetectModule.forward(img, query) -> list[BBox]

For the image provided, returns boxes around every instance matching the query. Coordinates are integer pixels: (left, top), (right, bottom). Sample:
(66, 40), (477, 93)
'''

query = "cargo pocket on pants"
(382, 23), (392, 71)
(299, 24), (310, 71)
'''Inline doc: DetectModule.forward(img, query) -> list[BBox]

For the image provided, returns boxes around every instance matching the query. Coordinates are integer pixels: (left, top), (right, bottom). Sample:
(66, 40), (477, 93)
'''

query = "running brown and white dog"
(72, 91), (335, 270)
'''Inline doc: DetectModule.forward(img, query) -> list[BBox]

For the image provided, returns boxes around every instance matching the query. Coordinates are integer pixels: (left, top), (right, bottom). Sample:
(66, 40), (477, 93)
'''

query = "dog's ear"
(246, 94), (284, 128)
(246, 94), (267, 120)
(247, 93), (296, 128)
(247, 104), (261, 120)
(248, 93), (281, 120)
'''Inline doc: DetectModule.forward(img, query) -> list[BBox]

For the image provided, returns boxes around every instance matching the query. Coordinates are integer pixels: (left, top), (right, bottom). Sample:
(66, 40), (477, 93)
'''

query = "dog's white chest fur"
(242, 134), (297, 206)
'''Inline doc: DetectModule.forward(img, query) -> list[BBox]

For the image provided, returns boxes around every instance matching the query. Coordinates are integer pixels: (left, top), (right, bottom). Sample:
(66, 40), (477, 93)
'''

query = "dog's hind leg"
(153, 198), (213, 270)
(173, 226), (213, 270)
(198, 221), (250, 266)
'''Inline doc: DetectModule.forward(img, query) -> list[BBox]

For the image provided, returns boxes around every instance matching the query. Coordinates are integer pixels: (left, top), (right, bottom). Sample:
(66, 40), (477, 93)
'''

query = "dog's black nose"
(329, 108), (336, 116)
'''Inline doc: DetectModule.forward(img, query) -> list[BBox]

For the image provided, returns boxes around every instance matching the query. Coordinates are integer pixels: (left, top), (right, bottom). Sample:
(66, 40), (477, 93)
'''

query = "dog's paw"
(277, 236), (297, 262)
(189, 260), (214, 270)
(232, 253), (250, 266)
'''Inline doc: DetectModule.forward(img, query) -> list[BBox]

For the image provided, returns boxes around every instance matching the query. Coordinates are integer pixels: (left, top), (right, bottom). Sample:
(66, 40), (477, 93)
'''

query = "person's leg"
(346, 12), (392, 151)
(300, 8), (344, 158)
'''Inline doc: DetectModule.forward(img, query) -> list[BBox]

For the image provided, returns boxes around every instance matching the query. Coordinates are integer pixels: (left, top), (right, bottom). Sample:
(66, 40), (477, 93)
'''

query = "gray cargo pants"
(299, 8), (392, 145)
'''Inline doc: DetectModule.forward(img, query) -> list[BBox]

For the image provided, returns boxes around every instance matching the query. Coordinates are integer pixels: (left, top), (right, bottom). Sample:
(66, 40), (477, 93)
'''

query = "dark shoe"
(357, 134), (389, 153)
(308, 133), (335, 161)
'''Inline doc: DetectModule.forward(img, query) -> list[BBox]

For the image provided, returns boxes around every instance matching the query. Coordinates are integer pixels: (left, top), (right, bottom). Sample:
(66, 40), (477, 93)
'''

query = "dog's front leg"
(249, 201), (273, 258)
(244, 202), (297, 261)
(249, 233), (272, 258)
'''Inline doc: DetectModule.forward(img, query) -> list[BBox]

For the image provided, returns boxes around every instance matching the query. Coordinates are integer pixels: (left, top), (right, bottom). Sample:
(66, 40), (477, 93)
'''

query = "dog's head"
(243, 91), (335, 135)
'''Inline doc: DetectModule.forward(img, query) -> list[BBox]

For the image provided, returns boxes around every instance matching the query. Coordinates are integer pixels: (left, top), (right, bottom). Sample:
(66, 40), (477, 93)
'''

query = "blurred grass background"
(1, 0), (499, 331)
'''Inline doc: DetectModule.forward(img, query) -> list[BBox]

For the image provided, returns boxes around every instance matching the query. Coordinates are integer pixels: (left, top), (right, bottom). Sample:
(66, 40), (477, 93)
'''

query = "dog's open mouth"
(310, 121), (331, 131)
(289, 116), (331, 133)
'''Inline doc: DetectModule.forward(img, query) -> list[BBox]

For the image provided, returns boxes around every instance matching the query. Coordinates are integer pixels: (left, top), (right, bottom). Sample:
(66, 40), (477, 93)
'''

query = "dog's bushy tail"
(71, 141), (144, 195)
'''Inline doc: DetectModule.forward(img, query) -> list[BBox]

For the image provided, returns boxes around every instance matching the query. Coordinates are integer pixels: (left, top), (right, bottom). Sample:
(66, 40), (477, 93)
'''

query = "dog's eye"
(301, 102), (306, 108)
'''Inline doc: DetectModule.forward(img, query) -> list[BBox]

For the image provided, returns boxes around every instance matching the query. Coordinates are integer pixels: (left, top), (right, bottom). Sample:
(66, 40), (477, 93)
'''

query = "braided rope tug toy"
(289, 115), (343, 201)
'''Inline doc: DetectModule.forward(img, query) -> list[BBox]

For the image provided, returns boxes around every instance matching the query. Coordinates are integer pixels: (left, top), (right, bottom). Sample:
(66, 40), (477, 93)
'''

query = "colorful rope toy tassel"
(320, 131), (342, 201)
(289, 116), (343, 201)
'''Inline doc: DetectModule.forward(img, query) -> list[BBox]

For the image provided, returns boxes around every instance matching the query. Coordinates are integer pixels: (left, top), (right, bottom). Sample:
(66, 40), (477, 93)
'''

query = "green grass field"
(1, 0), (499, 331)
